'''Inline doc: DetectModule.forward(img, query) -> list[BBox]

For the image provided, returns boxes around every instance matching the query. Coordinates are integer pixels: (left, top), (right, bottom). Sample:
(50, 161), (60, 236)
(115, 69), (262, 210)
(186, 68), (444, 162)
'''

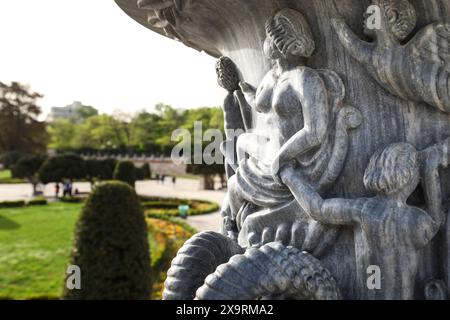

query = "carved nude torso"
(250, 67), (306, 165)
(235, 65), (341, 209)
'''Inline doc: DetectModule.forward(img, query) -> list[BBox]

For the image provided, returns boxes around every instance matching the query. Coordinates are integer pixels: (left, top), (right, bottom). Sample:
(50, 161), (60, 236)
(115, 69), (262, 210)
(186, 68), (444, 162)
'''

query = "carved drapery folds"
(115, 0), (450, 300)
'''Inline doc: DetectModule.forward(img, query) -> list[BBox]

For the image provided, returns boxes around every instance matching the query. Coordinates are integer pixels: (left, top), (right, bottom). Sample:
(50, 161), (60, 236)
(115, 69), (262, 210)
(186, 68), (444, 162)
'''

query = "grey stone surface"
(163, 231), (244, 300)
(116, 0), (450, 300)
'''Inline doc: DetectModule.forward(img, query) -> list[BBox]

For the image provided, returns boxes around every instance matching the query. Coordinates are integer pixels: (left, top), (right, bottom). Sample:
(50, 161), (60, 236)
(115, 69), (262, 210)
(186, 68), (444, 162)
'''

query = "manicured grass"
(0, 170), (11, 180)
(0, 169), (26, 184)
(0, 202), (83, 299)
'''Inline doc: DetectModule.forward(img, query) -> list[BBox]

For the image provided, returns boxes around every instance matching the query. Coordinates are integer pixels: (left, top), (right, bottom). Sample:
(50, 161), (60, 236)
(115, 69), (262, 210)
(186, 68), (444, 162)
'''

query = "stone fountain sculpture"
(115, 0), (450, 300)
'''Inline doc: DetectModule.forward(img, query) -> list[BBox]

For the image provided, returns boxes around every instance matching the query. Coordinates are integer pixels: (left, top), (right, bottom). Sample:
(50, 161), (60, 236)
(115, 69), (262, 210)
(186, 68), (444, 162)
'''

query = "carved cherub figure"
(332, 0), (450, 113)
(282, 141), (449, 299)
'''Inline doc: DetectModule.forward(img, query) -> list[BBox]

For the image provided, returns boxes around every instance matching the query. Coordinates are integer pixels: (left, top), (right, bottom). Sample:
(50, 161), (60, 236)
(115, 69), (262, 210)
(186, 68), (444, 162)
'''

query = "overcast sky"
(0, 0), (224, 116)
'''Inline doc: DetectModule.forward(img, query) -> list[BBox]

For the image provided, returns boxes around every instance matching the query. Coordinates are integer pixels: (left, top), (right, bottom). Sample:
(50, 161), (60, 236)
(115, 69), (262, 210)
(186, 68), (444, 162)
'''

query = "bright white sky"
(0, 0), (224, 117)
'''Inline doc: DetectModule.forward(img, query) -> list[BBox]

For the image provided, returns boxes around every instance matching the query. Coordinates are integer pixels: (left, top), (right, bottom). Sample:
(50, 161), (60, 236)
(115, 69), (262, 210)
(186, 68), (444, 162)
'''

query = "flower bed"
(147, 217), (195, 299)
(141, 196), (219, 217)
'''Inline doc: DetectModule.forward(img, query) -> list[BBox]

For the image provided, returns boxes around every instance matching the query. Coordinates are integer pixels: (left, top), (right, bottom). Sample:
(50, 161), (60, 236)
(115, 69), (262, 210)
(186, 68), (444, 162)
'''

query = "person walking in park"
(62, 181), (68, 197)
(172, 176), (176, 186)
(55, 183), (60, 198)
(68, 180), (73, 197)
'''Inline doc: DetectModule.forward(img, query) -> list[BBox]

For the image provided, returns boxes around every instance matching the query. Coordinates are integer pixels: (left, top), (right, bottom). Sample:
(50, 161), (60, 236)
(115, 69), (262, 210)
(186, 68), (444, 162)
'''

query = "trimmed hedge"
(141, 196), (220, 217)
(113, 161), (136, 187)
(27, 197), (47, 206)
(141, 201), (180, 210)
(0, 200), (26, 208)
(39, 154), (86, 184)
(0, 198), (49, 208)
(63, 181), (151, 300)
(60, 196), (84, 203)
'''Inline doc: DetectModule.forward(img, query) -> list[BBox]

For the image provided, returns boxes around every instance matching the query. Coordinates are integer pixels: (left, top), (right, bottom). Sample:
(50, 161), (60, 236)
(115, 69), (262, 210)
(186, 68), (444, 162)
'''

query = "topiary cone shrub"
(63, 181), (151, 300)
(141, 163), (151, 180)
(113, 161), (136, 188)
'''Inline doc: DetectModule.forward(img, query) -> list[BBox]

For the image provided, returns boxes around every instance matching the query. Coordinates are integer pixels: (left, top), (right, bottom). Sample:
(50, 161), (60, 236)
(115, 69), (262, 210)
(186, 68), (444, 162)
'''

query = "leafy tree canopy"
(0, 82), (48, 154)
(39, 153), (86, 183)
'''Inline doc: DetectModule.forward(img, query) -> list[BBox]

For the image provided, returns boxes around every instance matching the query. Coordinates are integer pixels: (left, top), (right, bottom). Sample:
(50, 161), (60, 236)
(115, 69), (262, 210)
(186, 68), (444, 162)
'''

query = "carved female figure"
(332, 0), (450, 113)
(221, 8), (361, 248)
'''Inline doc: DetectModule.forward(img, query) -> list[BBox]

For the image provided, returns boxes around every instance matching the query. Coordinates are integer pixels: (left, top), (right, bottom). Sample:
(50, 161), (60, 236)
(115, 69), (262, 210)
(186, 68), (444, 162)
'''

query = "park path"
(136, 180), (224, 233)
(0, 179), (225, 232)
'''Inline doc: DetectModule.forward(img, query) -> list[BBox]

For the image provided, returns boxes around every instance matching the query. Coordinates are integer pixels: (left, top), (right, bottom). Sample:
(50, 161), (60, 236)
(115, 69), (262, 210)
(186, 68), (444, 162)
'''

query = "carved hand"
(222, 216), (238, 241)
(271, 150), (295, 185)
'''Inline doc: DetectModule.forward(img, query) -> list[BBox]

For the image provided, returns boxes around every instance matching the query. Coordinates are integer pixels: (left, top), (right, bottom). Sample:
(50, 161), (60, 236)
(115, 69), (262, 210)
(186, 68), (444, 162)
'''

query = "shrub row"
(27, 197), (48, 206)
(60, 196), (84, 203)
(0, 197), (48, 208)
(140, 196), (220, 217)
(141, 201), (180, 210)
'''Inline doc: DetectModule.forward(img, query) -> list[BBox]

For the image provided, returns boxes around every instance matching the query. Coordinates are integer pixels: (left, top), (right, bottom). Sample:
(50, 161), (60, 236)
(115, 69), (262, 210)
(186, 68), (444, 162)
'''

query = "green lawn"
(0, 169), (26, 184)
(0, 169), (11, 180)
(0, 202), (83, 299)
(0, 202), (162, 299)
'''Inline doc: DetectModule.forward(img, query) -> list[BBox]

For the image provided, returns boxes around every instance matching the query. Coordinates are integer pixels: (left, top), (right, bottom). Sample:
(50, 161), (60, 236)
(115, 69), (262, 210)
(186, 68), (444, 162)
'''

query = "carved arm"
(281, 165), (361, 226)
(331, 18), (374, 66)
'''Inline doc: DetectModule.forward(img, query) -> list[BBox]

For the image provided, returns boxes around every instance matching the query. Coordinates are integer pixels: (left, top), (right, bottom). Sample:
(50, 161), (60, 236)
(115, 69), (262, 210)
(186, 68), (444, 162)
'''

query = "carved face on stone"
(264, 9), (315, 62)
(369, 0), (417, 41)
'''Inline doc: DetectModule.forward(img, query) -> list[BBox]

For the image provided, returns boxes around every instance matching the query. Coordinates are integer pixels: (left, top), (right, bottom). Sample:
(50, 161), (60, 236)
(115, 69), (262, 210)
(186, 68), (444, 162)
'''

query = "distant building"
(47, 101), (85, 122)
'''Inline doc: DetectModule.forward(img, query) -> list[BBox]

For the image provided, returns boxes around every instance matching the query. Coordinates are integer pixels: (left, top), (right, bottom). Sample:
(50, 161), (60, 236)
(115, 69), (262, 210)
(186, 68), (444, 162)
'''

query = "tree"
(113, 161), (136, 187)
(71, 115), (130, 151)
(99, 159), (117, 180)
(141, 163), (152, 180)
(154, 104), (187, 154)
(76, 105), (98, 122)
(39, 154), (86, 184)
(11, 155), (47, 195)
(84, 159), (117, 185)
(47, 119), (77, 151)
(183, 107), (226, 190)
(136, 166), (144, 181)
(129, 111), (164, 154)
(0, 150), (27, 169)
(0, 82), (48, 154)
(85, 159), (102, 186)
(63, 182), (151, 300)
(187, 163), (225, 190)
(135, 163), (151, 181)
